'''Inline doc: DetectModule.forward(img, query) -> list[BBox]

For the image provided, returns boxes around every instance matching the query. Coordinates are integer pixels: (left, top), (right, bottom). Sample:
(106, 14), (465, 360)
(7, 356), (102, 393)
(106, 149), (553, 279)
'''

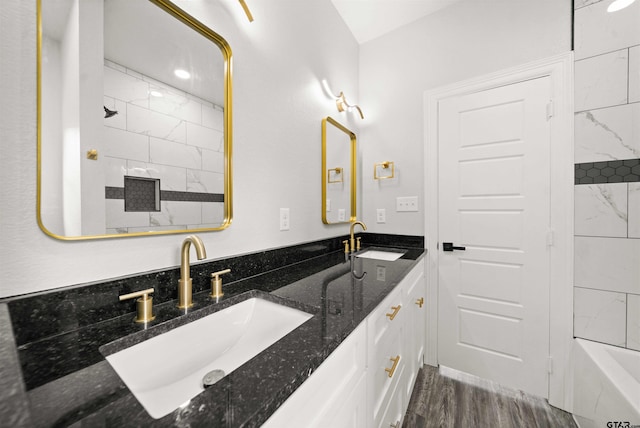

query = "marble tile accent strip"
(105, 186), (224, 203)
(574, 183), (627, 237)
(0, 304), (32, 428)
(574, 287), (627, 347)
(629, 183), (640, 238)
(575, 158), (640, 184)
(573, 0), (640, 61)
(574, 0), (602, 10)
(630, 46), (640, 103)
(574, 103), (640, 164)
(627, 294), (640, 351)
(575, 49), (628, 112)
(575, 236), (640, 295)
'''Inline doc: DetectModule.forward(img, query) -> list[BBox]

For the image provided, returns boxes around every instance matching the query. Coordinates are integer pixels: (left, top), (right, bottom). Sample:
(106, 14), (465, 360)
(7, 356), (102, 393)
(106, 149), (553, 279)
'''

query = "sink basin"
(104, 298), (312, 419)
(356, 249), (405, 261)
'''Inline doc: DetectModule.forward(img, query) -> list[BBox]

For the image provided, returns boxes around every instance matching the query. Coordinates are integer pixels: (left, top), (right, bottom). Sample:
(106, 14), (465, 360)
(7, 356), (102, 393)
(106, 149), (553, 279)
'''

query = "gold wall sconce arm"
(238, 0), (254, 22)
(328, 167), (343, 183)
(374, 161), (395, 180)
(336, 92), (364, 119)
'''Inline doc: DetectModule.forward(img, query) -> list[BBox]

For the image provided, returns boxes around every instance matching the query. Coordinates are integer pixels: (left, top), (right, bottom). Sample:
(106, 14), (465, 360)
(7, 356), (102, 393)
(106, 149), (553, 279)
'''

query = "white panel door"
(437, 76), (551, 397)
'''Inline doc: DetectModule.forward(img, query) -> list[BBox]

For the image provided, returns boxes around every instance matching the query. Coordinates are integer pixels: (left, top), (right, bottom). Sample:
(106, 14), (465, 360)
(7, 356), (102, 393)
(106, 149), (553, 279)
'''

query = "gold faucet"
(178, 235), (207, 309)
(349, 220), (367, 253)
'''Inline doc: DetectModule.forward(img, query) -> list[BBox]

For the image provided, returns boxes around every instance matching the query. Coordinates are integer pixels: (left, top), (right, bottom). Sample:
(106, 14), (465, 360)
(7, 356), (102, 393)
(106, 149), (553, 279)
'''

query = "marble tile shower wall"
(102, 60), (225, 233)
(573, 0), (640, 350)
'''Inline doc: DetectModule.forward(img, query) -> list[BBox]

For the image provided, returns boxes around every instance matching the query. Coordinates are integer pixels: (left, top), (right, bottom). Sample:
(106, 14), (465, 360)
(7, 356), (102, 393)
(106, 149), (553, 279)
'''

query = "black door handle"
(442, 242), (466, 252)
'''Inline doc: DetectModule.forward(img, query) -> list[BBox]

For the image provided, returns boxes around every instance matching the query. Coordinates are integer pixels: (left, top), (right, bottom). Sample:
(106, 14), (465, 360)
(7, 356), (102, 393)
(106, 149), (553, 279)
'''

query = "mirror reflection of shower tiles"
(102, 60), (225, 233)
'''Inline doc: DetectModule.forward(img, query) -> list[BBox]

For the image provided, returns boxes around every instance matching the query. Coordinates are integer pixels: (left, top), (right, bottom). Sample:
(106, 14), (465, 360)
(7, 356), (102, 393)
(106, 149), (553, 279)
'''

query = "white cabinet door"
(378, 359), (410, 428)
(263, 322), (367, 428)
(367, 284), (406, 427)
(404, 259), (426, 402)
(324, 371), (367, 428)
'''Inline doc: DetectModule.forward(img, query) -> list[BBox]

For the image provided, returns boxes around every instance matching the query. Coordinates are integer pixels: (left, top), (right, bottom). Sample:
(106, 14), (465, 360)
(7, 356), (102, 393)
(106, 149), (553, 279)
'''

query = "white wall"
(0, 0), (360, 298)
(358, 0), (572, 235)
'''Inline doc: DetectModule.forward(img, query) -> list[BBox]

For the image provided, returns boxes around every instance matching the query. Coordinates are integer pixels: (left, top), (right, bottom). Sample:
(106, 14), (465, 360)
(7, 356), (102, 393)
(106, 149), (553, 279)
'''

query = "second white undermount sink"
(104, 297), (313, 419)
(356, 249), (405, 261)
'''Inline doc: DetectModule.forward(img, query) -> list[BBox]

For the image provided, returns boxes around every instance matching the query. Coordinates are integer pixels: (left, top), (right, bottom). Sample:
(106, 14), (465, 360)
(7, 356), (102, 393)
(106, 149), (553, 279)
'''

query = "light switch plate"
(396, 196), (418, 212)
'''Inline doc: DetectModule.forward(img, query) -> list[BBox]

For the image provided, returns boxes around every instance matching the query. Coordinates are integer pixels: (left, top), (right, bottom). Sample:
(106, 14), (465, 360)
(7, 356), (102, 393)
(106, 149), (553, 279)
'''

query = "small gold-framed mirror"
(37, 0), (233, 240)
(322, 117), (356, 224)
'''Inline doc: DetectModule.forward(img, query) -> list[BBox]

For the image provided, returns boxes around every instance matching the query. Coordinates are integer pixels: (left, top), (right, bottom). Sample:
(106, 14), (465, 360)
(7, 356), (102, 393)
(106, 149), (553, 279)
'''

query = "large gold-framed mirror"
(322, 117), (356, 224)
(37, 0), (233, 240)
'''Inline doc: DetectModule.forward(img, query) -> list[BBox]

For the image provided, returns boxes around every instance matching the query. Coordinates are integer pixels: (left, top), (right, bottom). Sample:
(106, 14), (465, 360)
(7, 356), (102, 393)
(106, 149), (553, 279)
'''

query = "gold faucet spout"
(349, 220), (367, 253)
(178, 235), (207, 309)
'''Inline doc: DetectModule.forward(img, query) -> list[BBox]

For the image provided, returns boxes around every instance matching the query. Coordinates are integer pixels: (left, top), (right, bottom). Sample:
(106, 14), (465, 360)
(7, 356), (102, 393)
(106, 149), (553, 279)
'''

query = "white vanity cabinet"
(368, 259), (426, 428)
(263, 322), (367, 428)
(263, 258), (426, 428)
(367, 283), (407, 427)
(404, 259), (427, 403)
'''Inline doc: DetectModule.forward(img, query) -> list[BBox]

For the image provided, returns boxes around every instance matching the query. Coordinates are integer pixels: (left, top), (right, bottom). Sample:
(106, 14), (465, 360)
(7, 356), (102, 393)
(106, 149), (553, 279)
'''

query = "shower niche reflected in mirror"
(37, 0), (233, 240)
(322, 117), (356, 225)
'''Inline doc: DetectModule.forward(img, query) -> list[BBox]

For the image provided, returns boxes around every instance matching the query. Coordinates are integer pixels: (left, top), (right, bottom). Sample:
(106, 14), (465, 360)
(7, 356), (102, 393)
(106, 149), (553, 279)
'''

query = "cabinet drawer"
(368, 284), (404, 351)
(376, 359), (408, 428)
(368, 320), (406, 424)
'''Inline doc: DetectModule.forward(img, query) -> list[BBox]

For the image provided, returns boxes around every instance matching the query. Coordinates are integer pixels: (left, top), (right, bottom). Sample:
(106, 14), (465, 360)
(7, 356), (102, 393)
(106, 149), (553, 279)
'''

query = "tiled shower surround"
(102, 60), (225, 233)
(573, 0), (640, 350)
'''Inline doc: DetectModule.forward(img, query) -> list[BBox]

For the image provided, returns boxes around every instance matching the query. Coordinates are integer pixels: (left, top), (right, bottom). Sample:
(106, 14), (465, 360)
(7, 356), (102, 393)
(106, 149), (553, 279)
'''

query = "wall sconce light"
(336, 92), (364, 119)
(321, 80), (364, 119)
(328, 167), (343, 183)
(374, 161), (395, 180)
(238, 0), (254, 22)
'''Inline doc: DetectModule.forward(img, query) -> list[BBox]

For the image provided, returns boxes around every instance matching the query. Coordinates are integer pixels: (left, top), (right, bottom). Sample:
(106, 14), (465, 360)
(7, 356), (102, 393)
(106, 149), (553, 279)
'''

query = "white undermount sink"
(104, 298), (313, 419)
(356, 249), (405, 261)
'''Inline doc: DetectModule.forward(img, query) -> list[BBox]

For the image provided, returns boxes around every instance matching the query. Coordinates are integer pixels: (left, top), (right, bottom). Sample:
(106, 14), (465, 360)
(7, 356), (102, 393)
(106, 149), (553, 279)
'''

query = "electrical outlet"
(338, 209), (346, 221)
(280, 208), (290, 231)
(377, 208), (386, 223)
(397, 196), (419, 212)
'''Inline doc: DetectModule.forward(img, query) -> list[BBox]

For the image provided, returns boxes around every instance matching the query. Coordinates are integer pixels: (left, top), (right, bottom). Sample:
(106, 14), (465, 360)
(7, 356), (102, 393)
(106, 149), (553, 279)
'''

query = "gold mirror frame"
(36, 0), (233, 240)
(322, 117), (356, 224)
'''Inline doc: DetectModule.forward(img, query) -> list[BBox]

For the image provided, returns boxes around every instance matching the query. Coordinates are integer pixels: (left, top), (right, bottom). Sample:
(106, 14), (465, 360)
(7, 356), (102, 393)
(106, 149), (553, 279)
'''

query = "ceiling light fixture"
(174, 69), (191, 79)
(607, 0), (636, 12)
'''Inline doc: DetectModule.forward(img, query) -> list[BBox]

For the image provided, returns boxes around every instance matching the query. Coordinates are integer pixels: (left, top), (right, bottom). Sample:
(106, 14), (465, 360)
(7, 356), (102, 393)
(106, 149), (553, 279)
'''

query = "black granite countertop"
(9, 244), (425, 427)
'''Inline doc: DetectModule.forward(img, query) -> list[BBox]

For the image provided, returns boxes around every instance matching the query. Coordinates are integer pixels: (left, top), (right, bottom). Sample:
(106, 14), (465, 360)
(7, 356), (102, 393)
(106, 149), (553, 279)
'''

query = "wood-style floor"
(403, 365), (577, 428)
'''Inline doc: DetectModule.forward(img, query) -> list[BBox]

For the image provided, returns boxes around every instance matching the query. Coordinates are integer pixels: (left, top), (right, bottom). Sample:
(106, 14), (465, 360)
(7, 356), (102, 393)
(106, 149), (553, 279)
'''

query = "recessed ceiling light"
(174, 69), (191, 79)
(607, 0), (636, 12)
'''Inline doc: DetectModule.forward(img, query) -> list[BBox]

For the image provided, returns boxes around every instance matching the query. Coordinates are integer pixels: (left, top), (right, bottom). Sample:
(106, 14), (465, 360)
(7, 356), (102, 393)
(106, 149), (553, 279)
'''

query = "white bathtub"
(573, 339), (640, 428)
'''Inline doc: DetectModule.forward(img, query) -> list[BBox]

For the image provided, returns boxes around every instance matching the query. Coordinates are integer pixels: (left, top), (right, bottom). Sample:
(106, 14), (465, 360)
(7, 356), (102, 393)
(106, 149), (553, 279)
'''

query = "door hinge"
(547, 357), (553, 374)
(546, 228), (554, 246)
(546, 100), (554, 120)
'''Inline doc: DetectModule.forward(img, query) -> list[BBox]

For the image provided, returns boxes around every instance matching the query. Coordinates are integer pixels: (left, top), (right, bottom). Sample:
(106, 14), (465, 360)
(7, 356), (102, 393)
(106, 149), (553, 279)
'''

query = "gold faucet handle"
(119, 288), (155, 323)
(342, 240), (350, 254)
(356, 237), (362, 251)
(210, 269), (231, 299)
